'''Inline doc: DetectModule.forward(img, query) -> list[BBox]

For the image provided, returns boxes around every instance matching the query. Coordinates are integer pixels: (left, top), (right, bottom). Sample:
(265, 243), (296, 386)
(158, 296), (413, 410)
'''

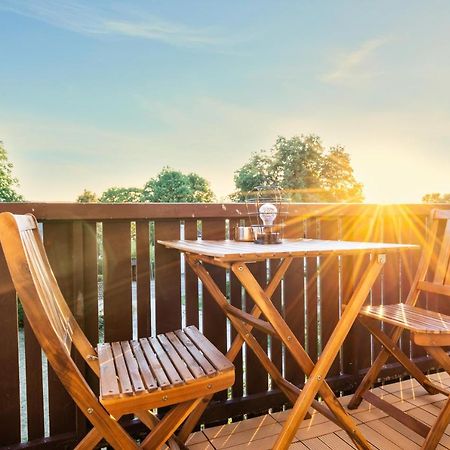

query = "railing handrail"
(0, 202), (447, 220)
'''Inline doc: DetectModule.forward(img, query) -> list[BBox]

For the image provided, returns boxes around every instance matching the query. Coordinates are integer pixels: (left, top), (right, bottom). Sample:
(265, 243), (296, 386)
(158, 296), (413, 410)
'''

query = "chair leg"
(74, 427), (103, 450)
(177, 395), (211, 442)
(360, 318), (445, 395)
(136, 410), (189, 450)
(423, 396), (450, 450)
(348, 324), (404, 410)
(140, 399), (203, 450)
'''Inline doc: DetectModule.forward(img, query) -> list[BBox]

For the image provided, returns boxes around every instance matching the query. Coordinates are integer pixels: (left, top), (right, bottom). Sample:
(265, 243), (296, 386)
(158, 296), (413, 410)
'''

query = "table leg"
(267, 255), (385, 449)
(179, 256), (292, 440)
(232, 255), (384, 448)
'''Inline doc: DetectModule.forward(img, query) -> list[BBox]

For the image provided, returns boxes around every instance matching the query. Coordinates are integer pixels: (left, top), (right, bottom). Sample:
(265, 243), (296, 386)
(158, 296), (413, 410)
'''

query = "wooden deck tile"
(210, 422), (283, 448)
(302, 437), (332, 449)
(204, 414), (276, 439)
(193, 374), (450, 449)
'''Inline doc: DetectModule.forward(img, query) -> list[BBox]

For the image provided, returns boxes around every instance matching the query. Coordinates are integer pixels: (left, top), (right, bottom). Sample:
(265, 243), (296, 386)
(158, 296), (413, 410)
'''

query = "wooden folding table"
(158, 238), (417, 449)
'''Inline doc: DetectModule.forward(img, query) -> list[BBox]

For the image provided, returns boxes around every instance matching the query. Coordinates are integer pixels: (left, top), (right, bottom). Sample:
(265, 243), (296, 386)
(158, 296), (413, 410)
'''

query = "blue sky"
(0, 0), (449, 202)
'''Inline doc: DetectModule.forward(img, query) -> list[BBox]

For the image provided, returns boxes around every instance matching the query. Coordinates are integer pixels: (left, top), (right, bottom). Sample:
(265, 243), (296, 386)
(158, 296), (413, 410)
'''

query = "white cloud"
(0, 0), (224, 47)
(322, 36), (390, 84)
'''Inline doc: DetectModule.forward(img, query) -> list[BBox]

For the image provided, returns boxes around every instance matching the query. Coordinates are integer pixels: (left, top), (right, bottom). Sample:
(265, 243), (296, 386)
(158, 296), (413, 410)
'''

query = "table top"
(158, 238), (419, 262)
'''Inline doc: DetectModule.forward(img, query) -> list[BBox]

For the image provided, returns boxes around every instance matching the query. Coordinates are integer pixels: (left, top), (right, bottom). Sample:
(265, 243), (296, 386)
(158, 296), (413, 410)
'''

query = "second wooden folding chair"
(348, 209), (450, 449)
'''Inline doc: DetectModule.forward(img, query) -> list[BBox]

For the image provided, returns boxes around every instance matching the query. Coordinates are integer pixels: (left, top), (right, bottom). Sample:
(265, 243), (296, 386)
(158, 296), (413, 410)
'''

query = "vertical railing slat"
(154, 220), (181, 334)
(305, 217), (319, 363)
(201, 220), (227, 402)
(136, 221), (151, 338)
(184, 220), (199, 329)
(319, 217), (341, 378)
(43, 222), (77, 436)
(341, 215), (371, 382)
(24, 317), (45, 440)
(283, 217), (305, 386)
(103, 221), (132, 342)
(0, 249), (21, 445)
(229, 218), (244, 400)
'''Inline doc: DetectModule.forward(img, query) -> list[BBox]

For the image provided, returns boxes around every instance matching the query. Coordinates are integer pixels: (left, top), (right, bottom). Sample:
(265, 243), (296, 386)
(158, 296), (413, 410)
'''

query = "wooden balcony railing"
(0, 202), (448, 449)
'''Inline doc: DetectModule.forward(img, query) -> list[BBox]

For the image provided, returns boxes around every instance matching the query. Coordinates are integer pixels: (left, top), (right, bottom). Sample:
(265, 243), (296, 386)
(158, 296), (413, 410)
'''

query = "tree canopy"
(99, 187), (143, 203)
(76, 189), (98, 203)
(232, 134), (363, 202)
(422, 193), (450, 203)
(141, 167), (214, 203)
(0, 141), (23, 202)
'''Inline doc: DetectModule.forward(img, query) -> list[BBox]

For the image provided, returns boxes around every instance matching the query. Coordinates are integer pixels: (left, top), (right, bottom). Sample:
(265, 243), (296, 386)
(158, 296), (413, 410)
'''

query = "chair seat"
(98, 325), (234, 415)
(361, 303), (450, 334)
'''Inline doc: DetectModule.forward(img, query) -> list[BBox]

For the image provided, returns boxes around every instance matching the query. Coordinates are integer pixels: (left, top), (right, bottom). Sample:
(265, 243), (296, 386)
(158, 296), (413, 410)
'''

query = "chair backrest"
(0, 212), (98, 375)
(407, 209), (450, 304)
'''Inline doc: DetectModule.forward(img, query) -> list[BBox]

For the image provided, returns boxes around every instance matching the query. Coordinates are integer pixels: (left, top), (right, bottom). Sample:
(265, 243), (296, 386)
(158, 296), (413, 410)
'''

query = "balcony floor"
(185, 371), (450, 449)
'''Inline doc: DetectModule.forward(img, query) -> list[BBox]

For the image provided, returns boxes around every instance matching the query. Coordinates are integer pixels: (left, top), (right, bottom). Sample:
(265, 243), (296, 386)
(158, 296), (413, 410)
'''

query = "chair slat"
(139, 338), (171, 388)
(121, 341), (146, 394)
(130, 340), (158, 391)
(165, 331), (206, 379)
(148, 336), (184, 386)
(361, 304), (450, 334)
(174, 330), (216, 376)
(184, 326), (234, 372)
(434, 220), (450, 284)
(98, 343), (120, 398)
(157, 334), (195, 383)
(111, 342), (133, 395)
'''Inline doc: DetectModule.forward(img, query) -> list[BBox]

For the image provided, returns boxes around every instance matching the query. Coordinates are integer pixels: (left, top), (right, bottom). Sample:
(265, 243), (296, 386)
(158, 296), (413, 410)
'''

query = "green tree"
(233, 134), (364, 202)
(99, 187), (143, 203)
(320, 146), (364, 202)
(231, 151), (279, 201)
(422, 193), (450, 203)
(77, 189), (98, 203)
(0, 141), (23, 202)
(141, 167), (214, 202)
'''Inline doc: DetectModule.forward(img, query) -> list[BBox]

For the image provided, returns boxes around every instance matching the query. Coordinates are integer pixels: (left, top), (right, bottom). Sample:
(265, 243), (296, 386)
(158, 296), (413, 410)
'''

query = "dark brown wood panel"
(305, 218), (319, 363)
(319, 217), (341, 377)
(407, 214), (430, 360)
(102, 221), (133, 342)
(246, 259), (268, 397)
(0, 249), (21, 445)
(229, 219), (243, 399)
(283, 216), (305, 386)
(43, 222), (77, 436)
(184, 220), (199, 328)
(269, 258), (283, 392)
(24, 318), (44, 440)
(341, 215), (371, 380)
(369, 216), (383, 359)
(136, 221), (151, 338)
(81, 221), (99, 348)
(154, 220), (181, 334)
(201, 220), (227, 401)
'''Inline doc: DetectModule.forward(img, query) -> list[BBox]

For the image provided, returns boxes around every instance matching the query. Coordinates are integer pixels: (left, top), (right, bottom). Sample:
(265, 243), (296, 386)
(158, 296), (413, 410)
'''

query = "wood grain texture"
(154, 220), (181, 334)
(0, 248), (21, 445)
(136, 221), (151, 338)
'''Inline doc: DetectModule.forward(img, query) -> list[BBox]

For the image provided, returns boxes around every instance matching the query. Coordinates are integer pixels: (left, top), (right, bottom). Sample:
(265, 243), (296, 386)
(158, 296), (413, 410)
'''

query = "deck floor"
(185, 372), (450, 449)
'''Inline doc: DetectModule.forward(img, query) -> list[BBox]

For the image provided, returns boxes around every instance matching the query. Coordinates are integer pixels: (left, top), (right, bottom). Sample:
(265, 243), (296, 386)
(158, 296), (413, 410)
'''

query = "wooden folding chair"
(0, 213), (234, 449)
(348, 209), (450, 449)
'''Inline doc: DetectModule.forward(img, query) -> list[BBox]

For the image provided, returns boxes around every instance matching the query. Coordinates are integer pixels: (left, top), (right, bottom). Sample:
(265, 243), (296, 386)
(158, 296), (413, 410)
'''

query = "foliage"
(141, 167), (214, 203)
(77, 189), (98, 203)
(422, 193), (450, 203)
(0, 141), (23, 202)
(99, 187), (143, 203)
(232, 134), (364, 202)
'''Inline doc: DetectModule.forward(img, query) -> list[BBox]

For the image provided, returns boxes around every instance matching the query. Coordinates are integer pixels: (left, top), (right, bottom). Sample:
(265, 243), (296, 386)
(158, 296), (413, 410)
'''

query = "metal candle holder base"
(255, 231), (282, 244)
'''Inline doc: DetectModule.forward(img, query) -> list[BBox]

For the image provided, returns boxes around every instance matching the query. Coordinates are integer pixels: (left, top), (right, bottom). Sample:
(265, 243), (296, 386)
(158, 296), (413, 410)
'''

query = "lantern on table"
(245, 186), (288, 244)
